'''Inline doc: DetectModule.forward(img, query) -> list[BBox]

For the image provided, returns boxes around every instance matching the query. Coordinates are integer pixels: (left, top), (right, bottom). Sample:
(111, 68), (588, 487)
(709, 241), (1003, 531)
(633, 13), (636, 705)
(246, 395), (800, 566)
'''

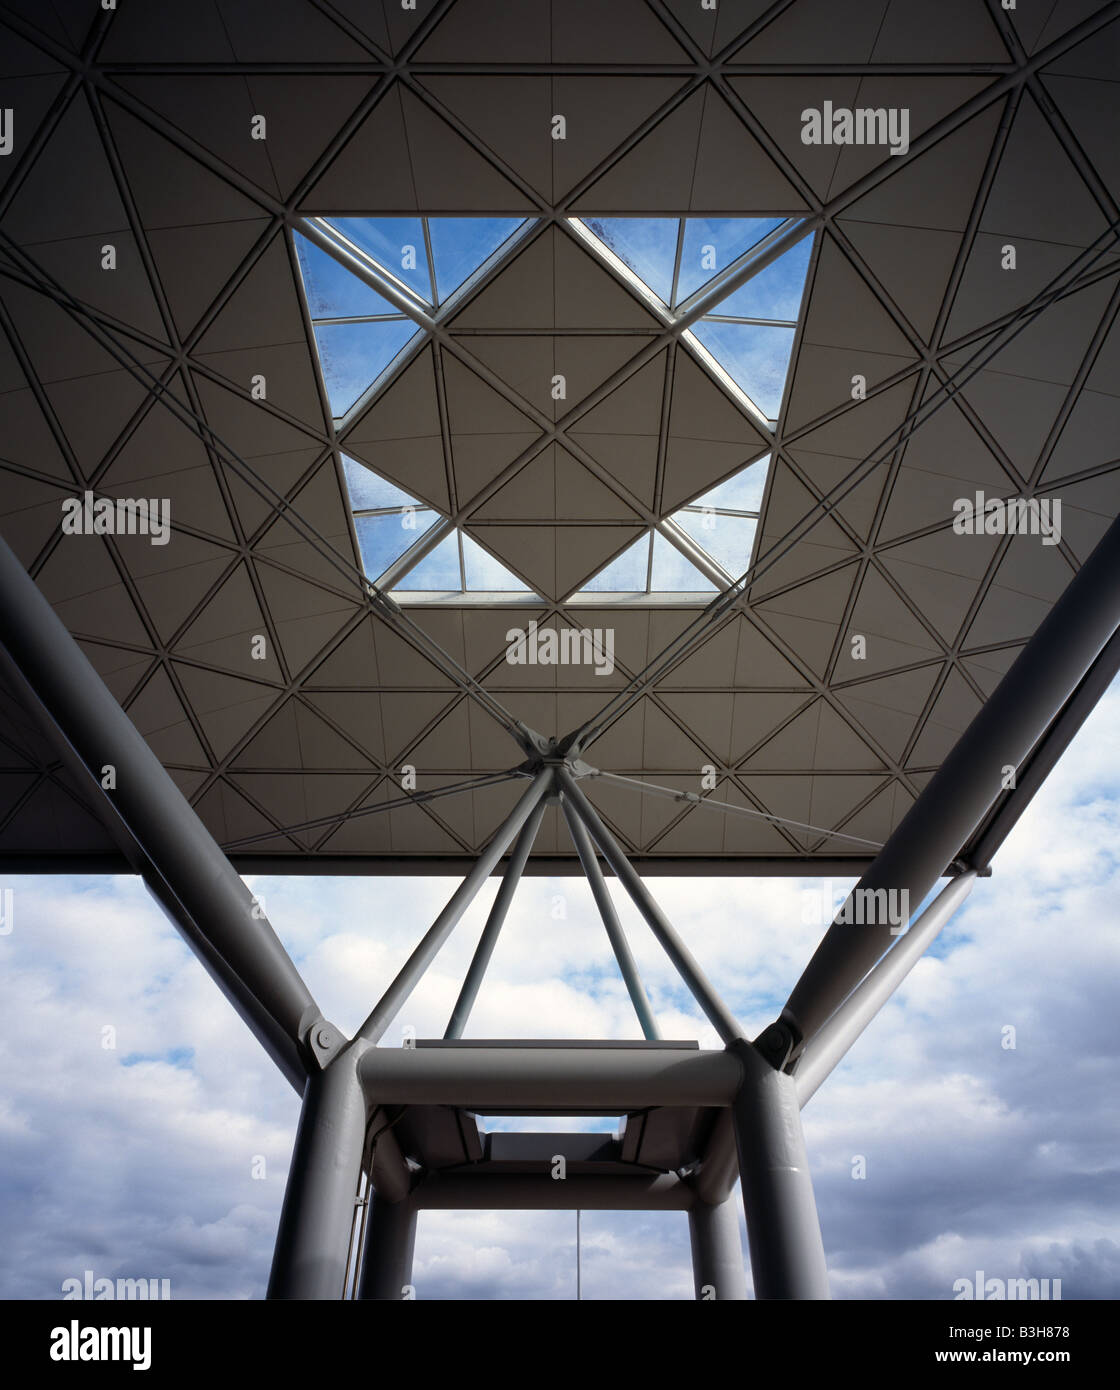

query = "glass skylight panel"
(673, 509), (758, 578)
(355, 510), (438, 581)
(326, 217), (432, 303)
(461, 532), (531, 591)
(427, 218), (525, 303)
(395, 531), (463, 591)
(313, 319), (420, 416)
(580, 218), (679, 305)
(715, 235), (812, 321)
(689, 320), (795, 421)
(298, 214), (809, 603)
(294, 233), (400, 319)
(675, 217), (784, 303)
(690, 461), (769, 515)
(580, 534), (651, 592)
(650, 532), (717, 591)
(341, 454), (421, 512)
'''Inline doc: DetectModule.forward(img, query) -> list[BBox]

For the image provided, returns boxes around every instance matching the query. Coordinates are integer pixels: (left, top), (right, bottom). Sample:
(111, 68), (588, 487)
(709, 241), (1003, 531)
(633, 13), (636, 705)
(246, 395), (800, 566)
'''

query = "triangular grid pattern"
(0, 0), (1116, 870)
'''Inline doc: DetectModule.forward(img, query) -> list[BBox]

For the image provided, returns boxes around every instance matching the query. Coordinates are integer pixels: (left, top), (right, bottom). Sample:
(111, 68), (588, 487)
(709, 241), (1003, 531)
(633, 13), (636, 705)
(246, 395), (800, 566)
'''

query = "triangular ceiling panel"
(3, 6), (1118, 873)
(574, 84), (806, 213)
(301, 86), (533, 213)
(419, 74), (686, 204)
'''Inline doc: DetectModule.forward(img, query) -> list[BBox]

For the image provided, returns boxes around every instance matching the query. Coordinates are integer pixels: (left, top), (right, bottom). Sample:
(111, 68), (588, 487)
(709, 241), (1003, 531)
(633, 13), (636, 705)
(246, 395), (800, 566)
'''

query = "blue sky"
(1, 678), (1117, 1300)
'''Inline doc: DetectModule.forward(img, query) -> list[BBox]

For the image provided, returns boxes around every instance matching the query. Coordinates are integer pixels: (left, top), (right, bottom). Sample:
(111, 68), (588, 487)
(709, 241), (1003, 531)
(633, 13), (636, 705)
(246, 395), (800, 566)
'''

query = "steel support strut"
(268, 1045), (370, 1300)
(0, 535), (319, 1089)
(357, 768), (554, 1043)
(559, 769), (744, 1044)
(730, 1040), (830, 1300)
(782, 510), (1120, 1049)
(688, 1199), (748, 1300)
(445, 797), (549, 1040)
(795, 871), (977, 1105)
(561, 795), (661, 1040)
(357, 1195), (417, 1301)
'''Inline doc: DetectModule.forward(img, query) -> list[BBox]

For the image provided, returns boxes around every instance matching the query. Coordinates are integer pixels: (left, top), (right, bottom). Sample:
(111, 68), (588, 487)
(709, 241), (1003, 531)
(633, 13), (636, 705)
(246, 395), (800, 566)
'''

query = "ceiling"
(0, 0), (1117, 874)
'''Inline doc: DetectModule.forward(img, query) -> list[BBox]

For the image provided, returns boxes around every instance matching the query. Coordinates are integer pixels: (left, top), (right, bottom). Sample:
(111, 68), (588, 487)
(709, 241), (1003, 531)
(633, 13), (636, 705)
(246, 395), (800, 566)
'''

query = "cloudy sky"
(1, 677), (1117, 1301)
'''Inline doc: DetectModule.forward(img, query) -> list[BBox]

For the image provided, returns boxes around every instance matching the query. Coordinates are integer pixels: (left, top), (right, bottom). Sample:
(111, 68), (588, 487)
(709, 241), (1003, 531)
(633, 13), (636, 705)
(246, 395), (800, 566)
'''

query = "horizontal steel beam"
(411, 1172), (693, 1211)
(358, 1044), (742, 1110)
(0, 853), (886, 877)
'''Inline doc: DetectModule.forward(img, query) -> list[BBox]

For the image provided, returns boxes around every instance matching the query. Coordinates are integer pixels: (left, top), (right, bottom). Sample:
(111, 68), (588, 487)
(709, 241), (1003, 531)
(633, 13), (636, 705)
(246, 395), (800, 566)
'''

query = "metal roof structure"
(1, 0), (1120, 1308)
(2, 0), (1118, 877)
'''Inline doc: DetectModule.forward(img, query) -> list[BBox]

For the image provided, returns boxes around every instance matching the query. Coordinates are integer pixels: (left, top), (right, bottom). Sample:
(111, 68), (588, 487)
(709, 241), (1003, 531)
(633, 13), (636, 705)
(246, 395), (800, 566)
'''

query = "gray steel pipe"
(357, 1196), (417, 1300)
(795, 871), (977, 1105)
(784, 510), (1120, 1046)
(689, 1199), (748, 1300)
(561, 796), (661, 1040)
(366, 1108), (412, 1206)
(0, 535), (317, 1088)
(358, 1044), (742, 1110)
(445, 797), (548, 1039)
(357, 769), (553, 1043)
(559, 769), (745, 1044)
(731, 1041), (830, 1300)
(268, 1047), (370, 1299)
(692, 1106), (740, 1206)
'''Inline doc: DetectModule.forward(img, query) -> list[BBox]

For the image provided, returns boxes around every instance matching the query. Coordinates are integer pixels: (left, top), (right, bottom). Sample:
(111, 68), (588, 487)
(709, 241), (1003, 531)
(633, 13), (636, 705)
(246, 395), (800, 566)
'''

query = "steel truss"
(1, 505), (1118, 1300)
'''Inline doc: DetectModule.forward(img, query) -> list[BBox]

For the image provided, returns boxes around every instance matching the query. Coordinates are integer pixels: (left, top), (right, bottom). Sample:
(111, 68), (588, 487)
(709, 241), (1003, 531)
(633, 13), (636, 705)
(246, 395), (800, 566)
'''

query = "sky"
(0, 677), (1117, 1301)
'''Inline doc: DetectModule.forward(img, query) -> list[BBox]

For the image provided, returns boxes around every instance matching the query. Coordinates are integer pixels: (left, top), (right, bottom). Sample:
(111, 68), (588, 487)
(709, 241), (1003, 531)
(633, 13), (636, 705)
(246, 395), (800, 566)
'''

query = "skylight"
(295, 214), (811, 605)
(575, 458), (768, 597)
(294, 217), (528, 421)
(571, 216), (811, 427)
(344, 454), (532, 595)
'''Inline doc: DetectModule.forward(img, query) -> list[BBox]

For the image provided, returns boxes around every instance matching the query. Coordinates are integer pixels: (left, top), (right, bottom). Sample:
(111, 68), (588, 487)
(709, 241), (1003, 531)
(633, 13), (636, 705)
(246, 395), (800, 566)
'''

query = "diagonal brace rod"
(795, 870), (977, 1106)
(561, 794), (661, 1040)
(357, 769), (553, 1043)
(444, 796), (549, 1039)
(558, 769), (743, 1044)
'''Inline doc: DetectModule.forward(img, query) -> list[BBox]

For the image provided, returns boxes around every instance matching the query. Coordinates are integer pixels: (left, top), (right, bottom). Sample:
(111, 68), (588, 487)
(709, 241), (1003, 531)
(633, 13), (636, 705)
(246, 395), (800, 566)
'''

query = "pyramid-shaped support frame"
(1, 504), (1118, 1299)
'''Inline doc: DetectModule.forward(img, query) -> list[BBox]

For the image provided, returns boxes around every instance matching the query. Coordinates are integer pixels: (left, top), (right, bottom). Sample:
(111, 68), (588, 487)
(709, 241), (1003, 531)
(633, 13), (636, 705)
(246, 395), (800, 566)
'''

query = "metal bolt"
(315, 1026), (334, 1049)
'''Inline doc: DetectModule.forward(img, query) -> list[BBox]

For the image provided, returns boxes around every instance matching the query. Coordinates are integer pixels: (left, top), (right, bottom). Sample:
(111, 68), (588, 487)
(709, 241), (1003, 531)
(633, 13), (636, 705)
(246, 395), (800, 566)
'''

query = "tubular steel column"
(357, 1196), (417, 1301)
(268, 1046), (370, 1300)
(730, 1040), (830, 1300)
(688, 1199), (748, 1301)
